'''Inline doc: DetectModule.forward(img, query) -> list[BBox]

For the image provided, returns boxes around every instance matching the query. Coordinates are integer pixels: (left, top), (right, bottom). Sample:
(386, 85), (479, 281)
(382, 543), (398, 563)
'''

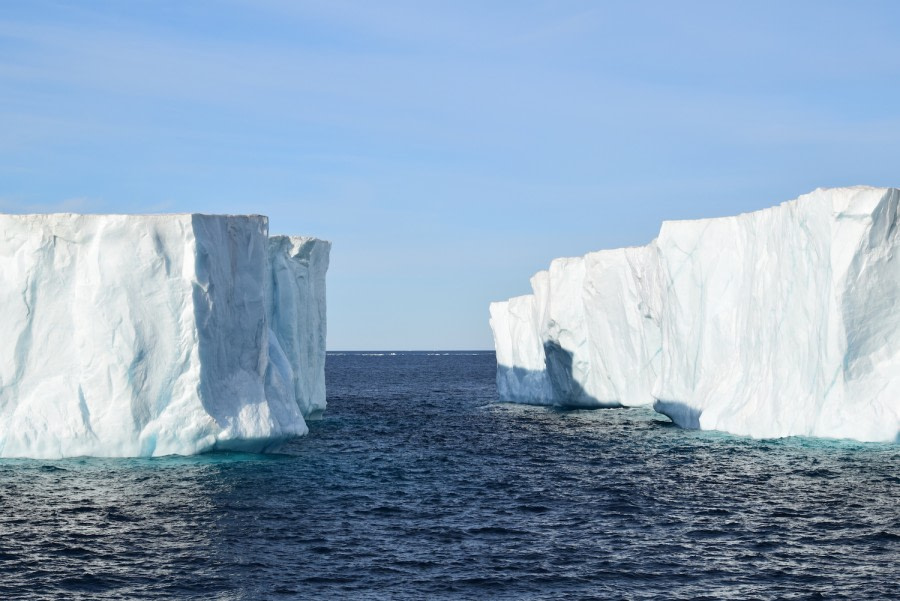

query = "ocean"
(0, 352), (897, 600)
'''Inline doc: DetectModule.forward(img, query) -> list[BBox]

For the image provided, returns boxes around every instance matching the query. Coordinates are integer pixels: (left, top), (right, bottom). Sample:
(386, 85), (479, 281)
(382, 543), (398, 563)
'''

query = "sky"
(2, 1), (899, 350)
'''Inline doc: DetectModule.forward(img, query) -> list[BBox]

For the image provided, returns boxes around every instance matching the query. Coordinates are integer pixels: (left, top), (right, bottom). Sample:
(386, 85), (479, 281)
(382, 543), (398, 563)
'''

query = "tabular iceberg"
(0, 213), (330, 458)
(490, 186), (900, 443)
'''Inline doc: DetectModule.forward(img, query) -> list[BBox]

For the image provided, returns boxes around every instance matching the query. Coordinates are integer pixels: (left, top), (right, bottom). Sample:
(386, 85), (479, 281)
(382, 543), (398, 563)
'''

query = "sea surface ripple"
(0, 352), (897, 599)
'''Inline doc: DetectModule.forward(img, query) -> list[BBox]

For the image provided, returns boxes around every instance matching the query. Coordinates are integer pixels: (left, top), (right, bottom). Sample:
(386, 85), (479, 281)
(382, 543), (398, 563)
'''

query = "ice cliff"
(0, 213), (330, 458)
(490, 186), (900, 443)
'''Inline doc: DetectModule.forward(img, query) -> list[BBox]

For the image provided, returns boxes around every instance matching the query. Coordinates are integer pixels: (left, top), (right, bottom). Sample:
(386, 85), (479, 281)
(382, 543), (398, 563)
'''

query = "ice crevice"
(490, 186), (900, 443)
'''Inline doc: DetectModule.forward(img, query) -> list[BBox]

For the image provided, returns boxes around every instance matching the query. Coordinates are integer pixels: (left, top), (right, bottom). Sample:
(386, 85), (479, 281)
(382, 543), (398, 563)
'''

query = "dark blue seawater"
(1, 352), (898, 600)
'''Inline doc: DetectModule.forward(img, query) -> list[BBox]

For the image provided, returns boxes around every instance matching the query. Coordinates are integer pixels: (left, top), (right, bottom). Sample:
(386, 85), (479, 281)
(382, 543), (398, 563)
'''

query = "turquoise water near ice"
(0, 352), (897, 599)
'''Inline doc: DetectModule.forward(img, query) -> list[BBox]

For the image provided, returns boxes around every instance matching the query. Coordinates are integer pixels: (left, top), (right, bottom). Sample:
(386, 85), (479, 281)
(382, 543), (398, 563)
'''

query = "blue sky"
(2, 1), (899, 349)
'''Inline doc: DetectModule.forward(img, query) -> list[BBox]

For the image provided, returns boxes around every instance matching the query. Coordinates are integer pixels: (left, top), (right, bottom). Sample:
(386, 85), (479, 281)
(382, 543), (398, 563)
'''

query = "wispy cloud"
(0, 196), (106, 214)
(1, 1), (899, 348)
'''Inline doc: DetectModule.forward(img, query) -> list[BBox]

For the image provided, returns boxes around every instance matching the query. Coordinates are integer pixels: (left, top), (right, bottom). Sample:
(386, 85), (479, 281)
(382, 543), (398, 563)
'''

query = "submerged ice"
(0, 213), (330, 458)
(490, 187), (900, 443)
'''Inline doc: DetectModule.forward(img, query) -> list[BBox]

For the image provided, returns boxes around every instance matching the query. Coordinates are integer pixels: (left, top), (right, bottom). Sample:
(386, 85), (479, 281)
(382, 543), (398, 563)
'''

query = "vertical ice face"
(491, 186), (900, 443)
(652, 187), (900, 442)
(489, 247), (661, 408)
(266, 235), (331, 419)
(582, 246), (662, 408)
(490, 294), (554, 405)
(0, 213), (330, 458)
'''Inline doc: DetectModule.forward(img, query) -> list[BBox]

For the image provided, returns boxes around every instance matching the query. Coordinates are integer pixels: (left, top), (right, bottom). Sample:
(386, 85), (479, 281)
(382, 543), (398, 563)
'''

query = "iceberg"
(490, 186), (900, 443)
(0, 213), (330, 458)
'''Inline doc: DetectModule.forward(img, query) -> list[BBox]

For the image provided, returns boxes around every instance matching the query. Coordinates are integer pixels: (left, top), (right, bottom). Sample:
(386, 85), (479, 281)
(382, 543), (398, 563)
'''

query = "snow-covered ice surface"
(0, 213), (330, 458)
(490, 187), (900, 443)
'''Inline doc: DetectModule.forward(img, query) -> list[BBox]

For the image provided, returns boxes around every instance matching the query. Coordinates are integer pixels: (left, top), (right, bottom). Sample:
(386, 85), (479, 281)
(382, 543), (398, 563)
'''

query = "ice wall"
(266, 236), (331, 419)
(490, 186), (900, 443)
(490, 246), (661, 408)
(0, 213), (330, 458)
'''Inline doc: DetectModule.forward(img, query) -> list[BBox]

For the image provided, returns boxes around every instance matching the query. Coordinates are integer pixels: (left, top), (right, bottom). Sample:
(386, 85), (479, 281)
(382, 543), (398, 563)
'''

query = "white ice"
(490, 187), (900, 443)
(0, 213), (330, 458)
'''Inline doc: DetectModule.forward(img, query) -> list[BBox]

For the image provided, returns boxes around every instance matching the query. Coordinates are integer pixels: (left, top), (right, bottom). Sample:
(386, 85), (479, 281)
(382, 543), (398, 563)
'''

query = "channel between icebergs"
(490, 186), (900, 443)
(0, 213), (330, 458)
